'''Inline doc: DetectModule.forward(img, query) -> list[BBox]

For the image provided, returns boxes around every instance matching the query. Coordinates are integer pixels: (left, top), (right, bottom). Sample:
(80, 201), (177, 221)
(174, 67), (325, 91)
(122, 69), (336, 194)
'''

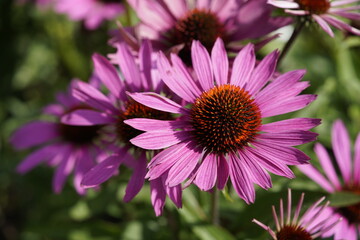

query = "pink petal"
(217, 155), (229, 190)
(124, 118), (188, 132)
(228, 153), (255, 204)
(257, 131), (318, 146)
(354, 134), (360, 184)
(16, 144), (60, 173)
(211, 38), (229, 86)
(130, 130), (190, 150)
(53, 145), (76, 193)
(81, 154), (123, 188)
(150, 177), (166, 216)
(11, 121), (58, 150)
(260, 118), (321, 132)
(246, 50), (279, 96)
(191, 40), (214, 92)
(123, 153), (147, 202)
(166, 145), (202, 187)
(92, 53), (125, 100)
(332, 120), (352, 184)
(297, 164), (335, 193)
(313, 15), (334, 37)
(314, 143), (341, 190)
(128, 92), (188, 114)
(139, 39), (153, 90)
(72, 80), (118, 113)
(268, 0), (299, 8)
(61, 109), (115, 126)
(194, 154), (217, 191)
(230, 44), (255, 87)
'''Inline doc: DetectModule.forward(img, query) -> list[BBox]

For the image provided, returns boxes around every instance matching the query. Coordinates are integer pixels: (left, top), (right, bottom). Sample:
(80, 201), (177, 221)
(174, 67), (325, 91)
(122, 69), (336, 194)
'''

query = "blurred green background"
(1, 1), (360, 239)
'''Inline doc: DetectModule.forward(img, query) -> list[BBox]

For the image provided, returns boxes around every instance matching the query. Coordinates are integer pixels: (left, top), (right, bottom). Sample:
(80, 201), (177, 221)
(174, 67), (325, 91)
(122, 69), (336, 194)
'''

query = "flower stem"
(278, 20), (305, 66)
(210, 188), (220, 225)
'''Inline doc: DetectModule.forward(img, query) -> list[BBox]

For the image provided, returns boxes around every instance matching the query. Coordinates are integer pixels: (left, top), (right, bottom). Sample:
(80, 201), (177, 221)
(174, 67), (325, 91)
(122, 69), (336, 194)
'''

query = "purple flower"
(298, 120), (360, 240)
(114, 0), (291, 64)
(268, 0), (360, 37)
(11, 79), (105, 195)
(55, 0), (125, 30)
(253, 189), (341, 239)
(125, 38), (320, 203)
(61, 40), (181, 216)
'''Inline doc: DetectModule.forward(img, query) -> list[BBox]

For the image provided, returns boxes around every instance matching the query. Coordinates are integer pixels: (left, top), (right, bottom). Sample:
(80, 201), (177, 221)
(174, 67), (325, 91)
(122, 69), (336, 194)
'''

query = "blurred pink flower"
(61, 41), (181, 216)
(298, 120), (360, 240)
(125, 38), (319, 203)
(55, 0), (125, 29)
(268, 0), (360, 37)
(253, 189), (341, 239)
(113, 0), (291, 64)
(11, 78), (105, 195)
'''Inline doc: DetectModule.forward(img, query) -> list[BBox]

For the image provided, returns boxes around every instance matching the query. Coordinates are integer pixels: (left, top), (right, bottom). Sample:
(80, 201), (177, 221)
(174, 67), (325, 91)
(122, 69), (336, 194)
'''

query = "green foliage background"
(1, 1), (360, 239)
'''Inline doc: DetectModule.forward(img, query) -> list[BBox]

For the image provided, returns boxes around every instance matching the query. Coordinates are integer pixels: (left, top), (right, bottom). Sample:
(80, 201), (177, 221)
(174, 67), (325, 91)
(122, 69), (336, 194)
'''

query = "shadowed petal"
(194, 154), (217, 191)
(11, 121), (58, 150)
(217, 155), (229, 190)
(123, 153), (147, 202)
(150, 178), (166, 216)
(61, 109), (115, 126)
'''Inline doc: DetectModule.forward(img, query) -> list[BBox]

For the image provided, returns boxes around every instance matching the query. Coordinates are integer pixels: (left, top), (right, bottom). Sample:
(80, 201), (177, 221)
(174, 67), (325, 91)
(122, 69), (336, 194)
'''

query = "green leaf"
(329, 191), (360, 207)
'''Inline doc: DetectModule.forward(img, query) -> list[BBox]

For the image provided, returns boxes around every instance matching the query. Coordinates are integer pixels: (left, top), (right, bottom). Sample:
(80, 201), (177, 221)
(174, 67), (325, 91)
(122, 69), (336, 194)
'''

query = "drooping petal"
(217, 155), (229, 190)
(194, 154), (217, 191)
(53, 145), (76, 193)
(11, 121), (59, 150)
(123, 153), (147, 202)
(150, 177), (166, 216)
(228, 153), (255, 204)
(81, 154), (123, 188)
(313, 15), (334, 37)
(354, 133), (360, 183)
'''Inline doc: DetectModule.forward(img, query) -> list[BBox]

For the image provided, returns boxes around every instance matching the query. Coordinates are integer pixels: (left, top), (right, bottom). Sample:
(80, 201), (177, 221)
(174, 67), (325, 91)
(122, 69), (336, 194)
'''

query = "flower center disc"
(337, 186), (360, 224)
(98, 0), (121, 4)
(117, 101), (173, 145)
(170, 9), (225, 65)
(295, 0), (330, 14)
(276, 225), (313, 240)
(190, 84), (261, 154)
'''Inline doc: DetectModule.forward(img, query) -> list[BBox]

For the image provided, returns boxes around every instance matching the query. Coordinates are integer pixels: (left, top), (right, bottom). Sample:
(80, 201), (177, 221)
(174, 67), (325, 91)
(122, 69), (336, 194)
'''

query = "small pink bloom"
(268, 0), (360, 37)
(253, 189), (341, 239)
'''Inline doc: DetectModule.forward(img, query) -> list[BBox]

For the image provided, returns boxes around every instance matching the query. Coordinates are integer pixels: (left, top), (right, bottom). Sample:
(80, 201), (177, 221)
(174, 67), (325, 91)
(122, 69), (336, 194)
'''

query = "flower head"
(114, 0), (291, 64)
(10, 78), (105, 194)
(61, 40), (181, 216)
(268, 0), (360, 37)
(253, 189), (341, 240)
(55, 0), (125, 29)
(125, 38), (319, 203)
(298, 120), (360, 240)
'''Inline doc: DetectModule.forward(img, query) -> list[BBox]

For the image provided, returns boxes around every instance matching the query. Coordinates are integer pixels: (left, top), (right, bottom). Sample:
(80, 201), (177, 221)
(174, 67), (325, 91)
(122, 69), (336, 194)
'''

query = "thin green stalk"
(210, 188), (220, 226)
(278, 20), (306, 66)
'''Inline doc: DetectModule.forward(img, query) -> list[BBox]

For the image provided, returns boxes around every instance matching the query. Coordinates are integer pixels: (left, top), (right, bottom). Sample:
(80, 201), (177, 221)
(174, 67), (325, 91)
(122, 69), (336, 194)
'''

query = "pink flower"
(114, 0), (291, 64)
(61, 41), (181, 216)
(298, 120), (360, 240)
(55, 0), (125, 30)
(253, 189), (341, 239)
(125, 38), (320, 203)
(268, 0), (360, 37)
(10, 78), (105, 195)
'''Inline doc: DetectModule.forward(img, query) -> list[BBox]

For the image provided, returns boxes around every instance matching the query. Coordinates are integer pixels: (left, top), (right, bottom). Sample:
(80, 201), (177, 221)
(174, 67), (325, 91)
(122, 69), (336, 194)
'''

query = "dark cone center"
(276, 225), (313, 240)
(337, 185), (360, 224)
(295, 0), (330, 14)
(190, 84), (261, 155)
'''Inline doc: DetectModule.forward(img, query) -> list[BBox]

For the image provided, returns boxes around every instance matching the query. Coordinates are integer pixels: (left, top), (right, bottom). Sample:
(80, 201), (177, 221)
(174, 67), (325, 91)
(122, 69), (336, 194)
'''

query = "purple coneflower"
(125, 38), (320, 203)
(10, 79), (105, 195)
(61, 40), (181, 216)
(55, 0), (125, 30)
(298, 120), (360, 240)
(114, 0), (291, 65)
(268, 0), (360, 37)
(253, 189), (341, 239)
